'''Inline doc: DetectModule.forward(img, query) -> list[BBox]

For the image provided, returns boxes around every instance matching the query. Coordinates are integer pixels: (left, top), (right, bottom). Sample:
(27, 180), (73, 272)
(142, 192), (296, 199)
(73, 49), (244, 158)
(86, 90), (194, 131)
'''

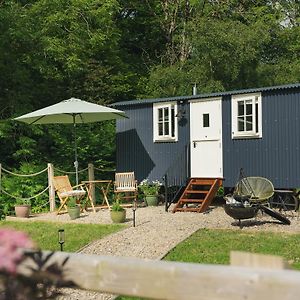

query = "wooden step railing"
(173, 178), (222, 213)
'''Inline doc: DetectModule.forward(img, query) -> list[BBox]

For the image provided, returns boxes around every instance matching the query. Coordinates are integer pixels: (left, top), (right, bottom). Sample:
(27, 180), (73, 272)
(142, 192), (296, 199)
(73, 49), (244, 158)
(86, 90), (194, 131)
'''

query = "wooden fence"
(18, 250), (300, 299)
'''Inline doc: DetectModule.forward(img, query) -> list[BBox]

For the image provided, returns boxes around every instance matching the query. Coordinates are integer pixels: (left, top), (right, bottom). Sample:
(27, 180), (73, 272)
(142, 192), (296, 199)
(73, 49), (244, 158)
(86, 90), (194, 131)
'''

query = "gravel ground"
(12, 203), (300, 299)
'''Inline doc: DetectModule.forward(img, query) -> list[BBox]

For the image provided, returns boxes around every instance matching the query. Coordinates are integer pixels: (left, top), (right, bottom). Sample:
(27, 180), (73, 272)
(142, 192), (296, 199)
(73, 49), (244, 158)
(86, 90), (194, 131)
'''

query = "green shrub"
(1, 163), (49, 217)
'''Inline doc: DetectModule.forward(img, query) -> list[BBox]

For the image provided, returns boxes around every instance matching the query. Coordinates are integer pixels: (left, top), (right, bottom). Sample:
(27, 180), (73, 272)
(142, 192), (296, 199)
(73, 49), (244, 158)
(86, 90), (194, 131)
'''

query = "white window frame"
(153, 102), (178, 142)
(231, 93), (262, 139)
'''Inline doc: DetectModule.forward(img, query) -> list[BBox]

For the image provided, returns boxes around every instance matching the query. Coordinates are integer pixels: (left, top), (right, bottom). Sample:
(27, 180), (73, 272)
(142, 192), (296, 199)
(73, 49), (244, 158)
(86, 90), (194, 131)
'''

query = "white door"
(190, 98), (223, 178)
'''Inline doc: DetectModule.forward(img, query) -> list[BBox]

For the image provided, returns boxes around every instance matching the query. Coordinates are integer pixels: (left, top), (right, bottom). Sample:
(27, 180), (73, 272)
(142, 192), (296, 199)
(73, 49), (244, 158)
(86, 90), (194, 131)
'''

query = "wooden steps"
(172, 178), (222, 213)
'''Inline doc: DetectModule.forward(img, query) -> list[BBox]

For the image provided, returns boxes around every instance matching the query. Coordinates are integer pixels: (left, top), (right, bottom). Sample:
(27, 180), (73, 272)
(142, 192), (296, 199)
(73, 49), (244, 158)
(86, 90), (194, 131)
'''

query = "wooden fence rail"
(18, 250), (300, 300)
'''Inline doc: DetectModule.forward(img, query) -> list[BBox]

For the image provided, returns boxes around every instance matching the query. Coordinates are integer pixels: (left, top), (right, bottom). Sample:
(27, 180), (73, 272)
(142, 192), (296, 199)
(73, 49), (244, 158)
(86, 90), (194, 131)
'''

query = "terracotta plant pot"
(145, 196), (158, 206)
(110, 209), (126, 223)
(15, 205), (31, 218)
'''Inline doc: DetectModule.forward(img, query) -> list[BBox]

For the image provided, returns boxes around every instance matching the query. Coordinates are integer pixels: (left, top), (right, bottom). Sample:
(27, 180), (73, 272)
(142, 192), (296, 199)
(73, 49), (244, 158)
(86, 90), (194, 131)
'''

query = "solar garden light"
(132, 203), (136, 227)
(58, 229), (65, 251)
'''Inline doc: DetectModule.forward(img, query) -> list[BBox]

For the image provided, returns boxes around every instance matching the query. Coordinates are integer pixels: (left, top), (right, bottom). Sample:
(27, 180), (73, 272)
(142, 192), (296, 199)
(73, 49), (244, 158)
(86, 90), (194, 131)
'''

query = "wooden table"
(82, 180), (112, 212)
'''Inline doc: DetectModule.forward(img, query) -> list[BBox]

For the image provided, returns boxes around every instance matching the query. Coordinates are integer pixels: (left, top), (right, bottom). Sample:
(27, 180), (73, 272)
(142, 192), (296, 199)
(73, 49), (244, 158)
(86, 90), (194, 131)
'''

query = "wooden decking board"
(185, 190), (209, 194)
(180, 199), (204, 203)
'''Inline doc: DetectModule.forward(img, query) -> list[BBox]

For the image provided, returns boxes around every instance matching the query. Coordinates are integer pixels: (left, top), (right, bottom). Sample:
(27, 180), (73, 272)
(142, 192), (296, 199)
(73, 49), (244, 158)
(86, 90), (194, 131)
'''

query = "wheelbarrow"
(224, 176), (290, 226)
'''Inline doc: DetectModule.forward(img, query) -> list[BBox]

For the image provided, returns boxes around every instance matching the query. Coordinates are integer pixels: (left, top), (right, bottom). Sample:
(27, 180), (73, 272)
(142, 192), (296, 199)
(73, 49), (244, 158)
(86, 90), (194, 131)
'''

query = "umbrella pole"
(73, 115), (79, 186)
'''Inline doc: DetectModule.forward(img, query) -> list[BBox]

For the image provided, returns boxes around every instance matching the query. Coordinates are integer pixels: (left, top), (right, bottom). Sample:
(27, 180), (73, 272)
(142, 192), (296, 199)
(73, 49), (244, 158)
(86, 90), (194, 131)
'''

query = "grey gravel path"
(23, 204), (300, 300)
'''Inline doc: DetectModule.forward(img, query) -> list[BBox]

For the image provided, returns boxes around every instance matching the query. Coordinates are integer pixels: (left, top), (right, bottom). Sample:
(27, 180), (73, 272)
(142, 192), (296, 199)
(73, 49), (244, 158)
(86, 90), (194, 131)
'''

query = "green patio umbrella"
(14, 97), (127, 184)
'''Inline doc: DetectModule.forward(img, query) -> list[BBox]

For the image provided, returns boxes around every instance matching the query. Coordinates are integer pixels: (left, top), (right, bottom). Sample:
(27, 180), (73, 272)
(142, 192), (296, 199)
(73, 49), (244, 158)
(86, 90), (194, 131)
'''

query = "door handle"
(193, 141), (197, 148)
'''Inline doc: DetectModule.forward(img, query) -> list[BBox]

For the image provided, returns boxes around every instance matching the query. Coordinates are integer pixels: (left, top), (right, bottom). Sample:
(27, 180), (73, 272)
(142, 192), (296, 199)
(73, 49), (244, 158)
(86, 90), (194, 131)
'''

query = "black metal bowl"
(224, 204), (258, 220)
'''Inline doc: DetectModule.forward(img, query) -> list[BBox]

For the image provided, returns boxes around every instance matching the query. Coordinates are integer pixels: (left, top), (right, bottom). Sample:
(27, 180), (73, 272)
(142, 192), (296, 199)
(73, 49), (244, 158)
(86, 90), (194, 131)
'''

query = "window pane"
(158, 108), (163, 121)
(238, 117), (244, 131)
(246, 116), (253, 131)
(164, 107), (169, 121)
(238, 101), (244, 116)
(203, 113), (210, 127)
(158, 123), (163, 135)
(164, 122), (169, 135)
(246, 101), (252, 115)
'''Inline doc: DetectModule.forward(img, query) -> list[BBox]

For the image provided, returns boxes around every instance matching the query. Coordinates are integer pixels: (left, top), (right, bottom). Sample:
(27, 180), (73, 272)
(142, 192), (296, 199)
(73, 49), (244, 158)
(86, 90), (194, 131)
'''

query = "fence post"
(88, 163), (95, 204)
(48, 163), (55, 212)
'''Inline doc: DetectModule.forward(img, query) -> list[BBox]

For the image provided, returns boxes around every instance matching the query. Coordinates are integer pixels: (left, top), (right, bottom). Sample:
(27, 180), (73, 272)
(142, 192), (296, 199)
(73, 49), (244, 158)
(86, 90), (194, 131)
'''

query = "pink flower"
(0, 228), (35, 274)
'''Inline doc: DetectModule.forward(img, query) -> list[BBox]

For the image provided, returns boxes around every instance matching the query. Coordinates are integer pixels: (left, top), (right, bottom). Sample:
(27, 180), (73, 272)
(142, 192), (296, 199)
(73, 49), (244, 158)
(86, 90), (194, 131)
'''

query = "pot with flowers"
(139, 179), (161, 206)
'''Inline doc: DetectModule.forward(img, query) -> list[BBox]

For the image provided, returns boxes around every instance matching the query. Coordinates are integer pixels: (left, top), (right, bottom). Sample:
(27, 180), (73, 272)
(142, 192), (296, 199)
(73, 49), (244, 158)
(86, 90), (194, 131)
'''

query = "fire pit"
(224, 203), (259, 220)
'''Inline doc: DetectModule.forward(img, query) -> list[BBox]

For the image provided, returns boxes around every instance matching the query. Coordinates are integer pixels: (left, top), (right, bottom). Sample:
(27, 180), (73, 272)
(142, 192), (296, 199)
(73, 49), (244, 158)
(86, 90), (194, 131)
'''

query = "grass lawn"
(0, 220), (125, 252)
(117, 228), (300, 300)
(165, 228), (300, 269)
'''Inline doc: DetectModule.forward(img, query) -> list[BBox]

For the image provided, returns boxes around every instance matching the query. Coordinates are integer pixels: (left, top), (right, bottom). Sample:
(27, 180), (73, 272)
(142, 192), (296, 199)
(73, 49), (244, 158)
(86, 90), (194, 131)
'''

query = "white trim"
(231, 93), (262, 139)
(153, 102), (178, 142)
(189, 97), (221, 104)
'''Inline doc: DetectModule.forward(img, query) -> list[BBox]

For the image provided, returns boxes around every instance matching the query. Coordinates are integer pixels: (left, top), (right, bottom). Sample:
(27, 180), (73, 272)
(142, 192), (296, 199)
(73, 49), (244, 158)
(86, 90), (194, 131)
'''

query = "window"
(153, 102), (178, 142)
(203, 113), (210, 128)
(232, 93), (262, 138)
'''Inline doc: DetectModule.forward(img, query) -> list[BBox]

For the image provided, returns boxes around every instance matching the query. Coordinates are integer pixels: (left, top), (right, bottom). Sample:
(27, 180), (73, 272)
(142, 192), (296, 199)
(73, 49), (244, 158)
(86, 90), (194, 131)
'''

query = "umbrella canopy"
(14, 97), (126, 124)
(14, 97), (127, 184)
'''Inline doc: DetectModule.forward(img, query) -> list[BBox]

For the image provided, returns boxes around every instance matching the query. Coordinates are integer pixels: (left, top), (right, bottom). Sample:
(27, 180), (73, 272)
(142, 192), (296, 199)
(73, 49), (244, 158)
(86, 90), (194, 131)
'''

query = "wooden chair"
(114, 172), (138, 206)
(53, 175), (86, 215)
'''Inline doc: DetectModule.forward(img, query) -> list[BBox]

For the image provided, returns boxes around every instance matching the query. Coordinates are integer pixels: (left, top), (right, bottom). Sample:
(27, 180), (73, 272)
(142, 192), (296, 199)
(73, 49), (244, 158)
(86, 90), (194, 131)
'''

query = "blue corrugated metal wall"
(116, 103), (190, 183)
(223, 89), (300, 189)
(116, 86), (300, 189)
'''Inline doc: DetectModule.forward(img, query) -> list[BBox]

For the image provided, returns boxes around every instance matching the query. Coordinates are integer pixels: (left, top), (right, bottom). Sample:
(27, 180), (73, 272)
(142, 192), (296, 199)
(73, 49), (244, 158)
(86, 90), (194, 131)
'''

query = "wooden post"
(230, 251), (290, 270)
(88, 163), (95, 204)
(48, 163), (55, 212)
(18, 251), (300, 299)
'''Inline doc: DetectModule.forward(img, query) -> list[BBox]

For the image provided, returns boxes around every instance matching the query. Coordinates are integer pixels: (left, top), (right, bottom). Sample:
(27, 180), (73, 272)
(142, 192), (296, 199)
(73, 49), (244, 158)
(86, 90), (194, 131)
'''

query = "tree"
(143, 0), (300, 97)
(0, 0), (129, 172)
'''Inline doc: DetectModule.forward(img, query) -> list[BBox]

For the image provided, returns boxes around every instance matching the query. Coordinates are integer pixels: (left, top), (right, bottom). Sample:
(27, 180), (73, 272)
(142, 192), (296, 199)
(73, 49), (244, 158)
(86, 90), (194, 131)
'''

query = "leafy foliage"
(138, 179), (162, 196)
(0, 163), (49, 217)
(111, 199), (125, 211)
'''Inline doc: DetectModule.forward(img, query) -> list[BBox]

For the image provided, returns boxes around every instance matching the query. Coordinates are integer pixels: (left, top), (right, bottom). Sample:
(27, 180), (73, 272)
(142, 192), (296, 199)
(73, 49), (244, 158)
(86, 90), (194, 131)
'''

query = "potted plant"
(139, 180), (161, 206)
(110, 199), (126, 223)
(215, 186), (225, 203)
(67, 197), (80, 220)
(14, 199), (31, 218)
